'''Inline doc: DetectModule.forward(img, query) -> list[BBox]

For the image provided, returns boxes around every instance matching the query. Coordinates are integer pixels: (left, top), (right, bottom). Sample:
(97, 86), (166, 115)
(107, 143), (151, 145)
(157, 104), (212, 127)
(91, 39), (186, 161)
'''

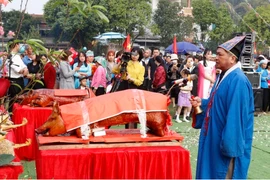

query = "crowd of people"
(1, 36), (270, 179)
(1, 39), (270, 116)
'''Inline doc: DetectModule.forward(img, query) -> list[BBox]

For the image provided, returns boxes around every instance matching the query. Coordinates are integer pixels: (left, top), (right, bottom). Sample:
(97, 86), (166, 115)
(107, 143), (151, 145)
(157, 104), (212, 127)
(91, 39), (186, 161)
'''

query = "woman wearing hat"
(91, 56), (107, 96)
(256, 59), (269, 114)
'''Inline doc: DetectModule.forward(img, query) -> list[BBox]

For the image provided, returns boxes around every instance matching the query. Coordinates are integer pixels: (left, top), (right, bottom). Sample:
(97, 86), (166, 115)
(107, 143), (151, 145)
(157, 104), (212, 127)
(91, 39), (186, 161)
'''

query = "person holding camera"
(112, 47), (145, 91)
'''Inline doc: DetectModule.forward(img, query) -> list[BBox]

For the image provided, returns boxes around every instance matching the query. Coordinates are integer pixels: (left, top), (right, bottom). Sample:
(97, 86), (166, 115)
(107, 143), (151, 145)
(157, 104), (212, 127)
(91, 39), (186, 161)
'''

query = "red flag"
(123, 34), (131, 52)
(173, 35), (177, 54)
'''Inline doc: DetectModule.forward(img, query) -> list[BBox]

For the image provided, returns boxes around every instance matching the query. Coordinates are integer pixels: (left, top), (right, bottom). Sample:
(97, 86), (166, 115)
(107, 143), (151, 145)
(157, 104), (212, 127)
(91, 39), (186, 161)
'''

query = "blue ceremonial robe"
(192, 67), (254, 179)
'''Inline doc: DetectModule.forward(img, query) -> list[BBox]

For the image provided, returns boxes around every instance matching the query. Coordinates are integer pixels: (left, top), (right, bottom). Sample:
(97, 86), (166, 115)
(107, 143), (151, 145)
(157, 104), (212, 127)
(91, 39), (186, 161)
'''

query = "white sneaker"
(175, 119), (182, 123)
(182, 118), (190, 122)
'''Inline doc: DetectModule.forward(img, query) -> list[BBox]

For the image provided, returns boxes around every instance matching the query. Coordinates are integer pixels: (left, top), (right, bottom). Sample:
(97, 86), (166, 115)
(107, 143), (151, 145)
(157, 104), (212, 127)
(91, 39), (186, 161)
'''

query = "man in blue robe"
(190, 36), (254, 179)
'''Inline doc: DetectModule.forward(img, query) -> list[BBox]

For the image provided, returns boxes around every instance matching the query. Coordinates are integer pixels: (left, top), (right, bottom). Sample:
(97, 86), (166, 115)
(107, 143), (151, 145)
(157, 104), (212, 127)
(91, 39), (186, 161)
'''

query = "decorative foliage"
(153, 0), (194, 47)
(241, 4), (270, 47)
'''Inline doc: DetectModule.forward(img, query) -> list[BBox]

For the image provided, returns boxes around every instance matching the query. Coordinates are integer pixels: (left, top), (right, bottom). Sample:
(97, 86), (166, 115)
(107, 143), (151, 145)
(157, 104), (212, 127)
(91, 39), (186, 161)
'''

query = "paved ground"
(19, 110), (270, 179)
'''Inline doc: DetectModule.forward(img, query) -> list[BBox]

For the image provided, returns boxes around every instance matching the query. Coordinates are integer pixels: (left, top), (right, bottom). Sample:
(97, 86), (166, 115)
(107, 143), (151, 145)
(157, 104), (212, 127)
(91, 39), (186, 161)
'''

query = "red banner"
(173, 35), (177, 54)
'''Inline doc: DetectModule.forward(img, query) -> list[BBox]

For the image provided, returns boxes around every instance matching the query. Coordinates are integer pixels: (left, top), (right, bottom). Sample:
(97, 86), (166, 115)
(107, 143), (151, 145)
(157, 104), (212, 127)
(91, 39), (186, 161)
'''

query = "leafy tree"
(21, 25), (43, 41)
(208, 4), (235, 47)
(93, 0), (152, 38)
(44, 0), (109, 48)
(193, 0), (217, 43)
(2, 10), (39, 38)
(153, 0), (194, 47)
(240, 4), (270, 49)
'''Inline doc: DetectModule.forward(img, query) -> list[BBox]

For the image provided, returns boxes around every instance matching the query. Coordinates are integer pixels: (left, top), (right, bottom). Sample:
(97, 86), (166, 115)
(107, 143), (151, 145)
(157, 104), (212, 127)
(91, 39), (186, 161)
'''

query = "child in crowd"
(77, 77), (88, 90)
(175, 69), (193, 123)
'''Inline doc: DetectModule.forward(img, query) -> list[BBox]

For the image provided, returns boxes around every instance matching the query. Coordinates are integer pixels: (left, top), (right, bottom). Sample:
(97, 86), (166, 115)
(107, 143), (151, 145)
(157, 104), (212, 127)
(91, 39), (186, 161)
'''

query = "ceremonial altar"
(36, 142), (192, 179)
(12, 103), (52, 160)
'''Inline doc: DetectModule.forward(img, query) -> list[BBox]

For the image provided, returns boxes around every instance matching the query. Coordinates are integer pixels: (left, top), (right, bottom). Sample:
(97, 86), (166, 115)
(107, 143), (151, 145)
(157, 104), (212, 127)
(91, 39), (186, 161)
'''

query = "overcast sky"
(2, 0), (49, 14)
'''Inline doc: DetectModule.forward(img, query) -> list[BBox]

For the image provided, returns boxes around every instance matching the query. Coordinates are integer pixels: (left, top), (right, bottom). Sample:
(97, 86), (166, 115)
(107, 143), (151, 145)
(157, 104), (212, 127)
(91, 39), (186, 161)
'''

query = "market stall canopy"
(165, 41), (203, 55)
(94, 32), (126, 40)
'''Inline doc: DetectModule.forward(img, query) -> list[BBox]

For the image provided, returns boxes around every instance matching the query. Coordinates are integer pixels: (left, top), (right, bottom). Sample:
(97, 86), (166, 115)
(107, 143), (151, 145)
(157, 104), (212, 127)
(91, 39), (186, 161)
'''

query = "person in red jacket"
(40, 54), (56, 89)
(152, 55), (166, 93)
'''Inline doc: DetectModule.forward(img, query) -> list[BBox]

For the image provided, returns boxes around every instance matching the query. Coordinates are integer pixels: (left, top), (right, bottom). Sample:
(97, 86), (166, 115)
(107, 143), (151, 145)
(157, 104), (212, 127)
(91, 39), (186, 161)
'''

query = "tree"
(193, 0), (217, 43)
(21, 25), (43, 41)
(94, 0), (152, 38)
(2, 10), (39, 38)
(44, 0), (151, 48)
(44, 0), (109, 48)
(153, 0), (194, 47)
(208, 4), (235, 47)
(240, 4), (270, 50)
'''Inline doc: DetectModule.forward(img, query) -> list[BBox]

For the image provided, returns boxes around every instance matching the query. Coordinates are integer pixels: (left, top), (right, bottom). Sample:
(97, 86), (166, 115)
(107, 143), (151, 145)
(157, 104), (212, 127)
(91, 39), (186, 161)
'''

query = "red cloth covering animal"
(18, 89), (95, 107)
(36, 89), (172, 137)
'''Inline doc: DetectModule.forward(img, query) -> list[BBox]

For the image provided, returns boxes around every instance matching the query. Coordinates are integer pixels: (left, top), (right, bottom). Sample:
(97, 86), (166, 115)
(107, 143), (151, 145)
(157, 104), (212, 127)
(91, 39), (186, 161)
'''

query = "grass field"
(19, 110), (270, 179)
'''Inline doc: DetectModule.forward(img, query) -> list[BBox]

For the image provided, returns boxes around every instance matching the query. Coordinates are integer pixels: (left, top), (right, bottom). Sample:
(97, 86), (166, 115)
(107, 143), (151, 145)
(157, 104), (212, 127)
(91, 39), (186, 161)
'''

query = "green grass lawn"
(19, 110), (270, 179)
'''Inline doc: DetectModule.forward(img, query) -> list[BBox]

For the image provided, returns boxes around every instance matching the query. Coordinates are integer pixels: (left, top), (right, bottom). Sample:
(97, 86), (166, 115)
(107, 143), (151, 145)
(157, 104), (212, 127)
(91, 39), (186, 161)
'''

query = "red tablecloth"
(12, 103), (52, 160)
(0, 130), (23, 179)
(36, 146), (192, 179)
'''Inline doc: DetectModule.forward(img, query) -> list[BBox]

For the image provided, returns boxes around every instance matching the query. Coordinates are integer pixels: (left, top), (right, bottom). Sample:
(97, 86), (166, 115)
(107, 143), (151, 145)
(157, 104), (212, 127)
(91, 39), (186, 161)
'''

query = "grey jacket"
(59, 61), (76, 89)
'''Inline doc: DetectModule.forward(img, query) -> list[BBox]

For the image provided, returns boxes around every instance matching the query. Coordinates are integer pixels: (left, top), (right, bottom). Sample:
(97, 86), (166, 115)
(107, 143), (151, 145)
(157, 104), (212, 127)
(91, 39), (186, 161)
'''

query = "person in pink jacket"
(91, 56), (107, 96)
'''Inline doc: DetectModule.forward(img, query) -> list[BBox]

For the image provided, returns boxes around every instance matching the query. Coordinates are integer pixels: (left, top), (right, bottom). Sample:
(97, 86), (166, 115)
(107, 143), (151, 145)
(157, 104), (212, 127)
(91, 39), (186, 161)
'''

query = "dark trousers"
(262, 88), (270, 112)
(95, 87), (105, 96)
(8, 77), (24, 113)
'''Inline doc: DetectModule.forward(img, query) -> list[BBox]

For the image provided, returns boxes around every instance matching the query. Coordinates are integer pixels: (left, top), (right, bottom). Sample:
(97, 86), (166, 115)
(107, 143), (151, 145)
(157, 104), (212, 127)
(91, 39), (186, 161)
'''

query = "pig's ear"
(53, 101), (60, 113)
(28, 90), (33, 95)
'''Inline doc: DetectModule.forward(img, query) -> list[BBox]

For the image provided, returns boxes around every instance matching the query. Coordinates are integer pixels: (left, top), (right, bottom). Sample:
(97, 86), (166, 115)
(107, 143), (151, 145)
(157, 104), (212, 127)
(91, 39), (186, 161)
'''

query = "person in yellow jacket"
(112, 47), (145, 91)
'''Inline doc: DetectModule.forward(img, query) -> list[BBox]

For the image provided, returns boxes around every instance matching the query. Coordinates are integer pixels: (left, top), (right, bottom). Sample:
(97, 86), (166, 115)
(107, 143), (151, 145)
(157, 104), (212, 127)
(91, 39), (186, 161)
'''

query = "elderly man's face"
(216, 48), (236, 71)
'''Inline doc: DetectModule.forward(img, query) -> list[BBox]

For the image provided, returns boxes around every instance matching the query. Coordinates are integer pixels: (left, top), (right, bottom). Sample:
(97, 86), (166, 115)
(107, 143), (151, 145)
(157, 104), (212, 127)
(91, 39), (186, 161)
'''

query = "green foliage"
(208, 4), (235, 45)
(193, 0), (235, 48)
(44, 0), (108, 48)
(2, 10), (39, 38)
(44, 0), (151, 47)
(153, 0), (194, 47)
(193, 0), (218, 42)
(240, 4), (270, 49)
(95, 0), (152, 37)
(21, 25), (43, 41)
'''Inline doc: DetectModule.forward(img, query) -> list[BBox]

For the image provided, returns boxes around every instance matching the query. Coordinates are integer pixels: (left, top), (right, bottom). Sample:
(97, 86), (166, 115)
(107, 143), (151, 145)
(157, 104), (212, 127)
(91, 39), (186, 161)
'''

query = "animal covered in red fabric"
(36, 90), (173, 137)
